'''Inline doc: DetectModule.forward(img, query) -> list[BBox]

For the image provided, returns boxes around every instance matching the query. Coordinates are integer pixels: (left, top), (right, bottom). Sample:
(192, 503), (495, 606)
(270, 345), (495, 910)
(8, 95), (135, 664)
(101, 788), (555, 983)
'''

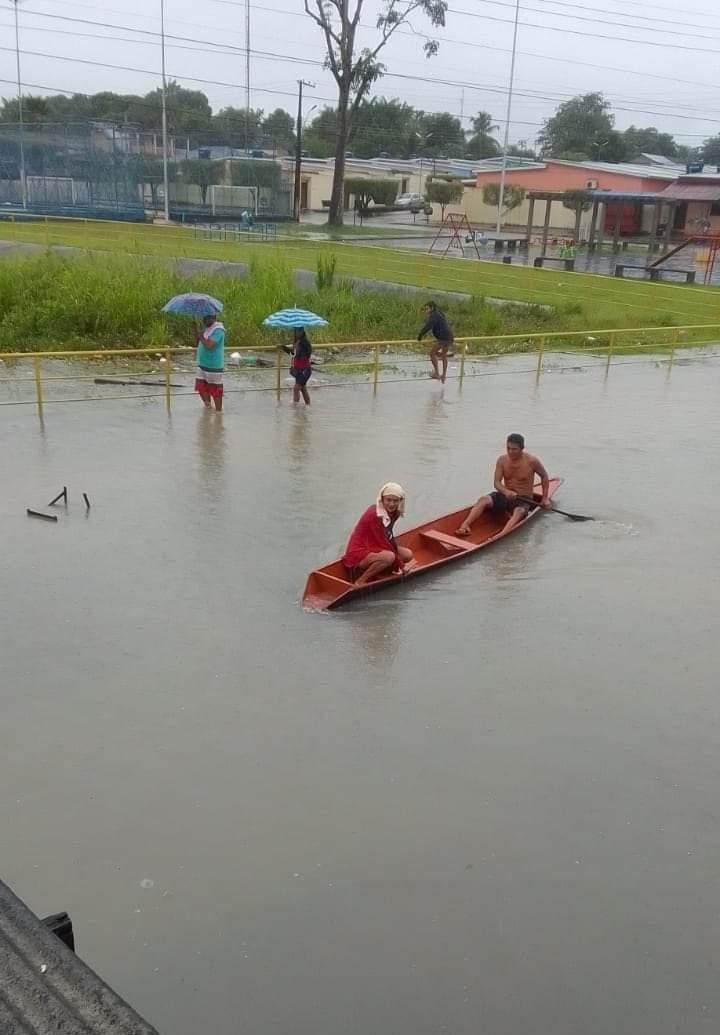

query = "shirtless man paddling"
(456, 433), (551, 537)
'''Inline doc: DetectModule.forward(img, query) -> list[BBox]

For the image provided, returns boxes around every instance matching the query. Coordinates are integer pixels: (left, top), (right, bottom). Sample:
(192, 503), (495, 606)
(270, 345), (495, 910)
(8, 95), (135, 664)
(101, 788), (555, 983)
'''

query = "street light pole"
(12, 0), (27, 210)
(496, 0), (520, 235)
(294, 79), (315, 222)
(159, 0), (170, 221)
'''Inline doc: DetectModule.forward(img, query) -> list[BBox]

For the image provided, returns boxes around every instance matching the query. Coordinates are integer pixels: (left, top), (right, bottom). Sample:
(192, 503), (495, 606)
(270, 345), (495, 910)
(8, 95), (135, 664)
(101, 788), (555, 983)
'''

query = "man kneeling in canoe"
(456, 433), (551, 537)
(343, 483), (415, 586)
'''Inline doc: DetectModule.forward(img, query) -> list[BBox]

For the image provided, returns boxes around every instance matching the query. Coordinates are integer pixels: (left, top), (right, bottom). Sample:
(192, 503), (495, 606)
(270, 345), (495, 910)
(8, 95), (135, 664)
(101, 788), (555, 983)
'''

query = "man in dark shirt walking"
(418, 301), (454, 383)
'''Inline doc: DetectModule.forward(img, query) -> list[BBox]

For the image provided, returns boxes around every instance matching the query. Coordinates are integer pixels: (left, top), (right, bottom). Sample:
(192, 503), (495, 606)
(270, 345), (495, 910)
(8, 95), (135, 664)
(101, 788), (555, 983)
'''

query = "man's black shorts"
(489, 491), (532, 515)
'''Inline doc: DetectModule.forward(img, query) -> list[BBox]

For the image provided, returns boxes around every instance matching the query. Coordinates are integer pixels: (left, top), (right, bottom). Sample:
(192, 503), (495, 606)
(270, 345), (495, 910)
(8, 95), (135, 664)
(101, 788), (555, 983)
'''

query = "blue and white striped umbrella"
(263, 307), (328, 329)
(162, 292), (224, 317)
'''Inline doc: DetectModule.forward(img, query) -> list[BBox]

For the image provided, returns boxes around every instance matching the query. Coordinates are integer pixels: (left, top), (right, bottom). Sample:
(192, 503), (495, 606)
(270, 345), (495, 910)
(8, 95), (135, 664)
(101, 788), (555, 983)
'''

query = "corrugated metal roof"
(660, 183), (720, 201)
(589, 190), (661, 201)
(0, 879), (159, 1035)
(548, 159), (681, 180)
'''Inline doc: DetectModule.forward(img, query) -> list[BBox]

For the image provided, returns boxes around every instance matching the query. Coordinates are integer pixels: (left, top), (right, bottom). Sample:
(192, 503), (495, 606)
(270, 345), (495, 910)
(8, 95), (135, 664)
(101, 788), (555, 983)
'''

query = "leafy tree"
(596, 129), (629, 163)
(562, 189), (592, 241)
(179, 159), (222, 204)
(212, 107), (264, 148)
(507, 141), (536, 159)
(481, 182), (526, 217)
(623, 125), (677, 159)
(425, 176), (463, 220)
(466, 111), (499, 160)
(701, 135), (720, 164)
(141, 81), (212, 140)
(305, 0), (448, 226)
(539, 93), (615, 159)
(416, 111), (465, 158)
(228, 159), (281, 189)
(127, 156), (175, 209)
(346, 176), (398, 209)
(302, 107), (338, 158)
(261, 109), (295, 152)
(351, 98), (419, 159)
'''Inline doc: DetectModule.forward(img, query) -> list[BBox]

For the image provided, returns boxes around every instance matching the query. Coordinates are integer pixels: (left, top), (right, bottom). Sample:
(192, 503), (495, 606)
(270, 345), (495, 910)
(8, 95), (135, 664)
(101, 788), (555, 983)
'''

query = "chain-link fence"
(0, 121), (292, 221)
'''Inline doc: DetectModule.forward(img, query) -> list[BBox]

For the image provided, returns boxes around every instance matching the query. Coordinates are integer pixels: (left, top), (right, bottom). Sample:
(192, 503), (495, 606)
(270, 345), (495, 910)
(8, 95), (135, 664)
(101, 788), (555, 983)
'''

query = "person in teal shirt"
(194, 314), (225, 411)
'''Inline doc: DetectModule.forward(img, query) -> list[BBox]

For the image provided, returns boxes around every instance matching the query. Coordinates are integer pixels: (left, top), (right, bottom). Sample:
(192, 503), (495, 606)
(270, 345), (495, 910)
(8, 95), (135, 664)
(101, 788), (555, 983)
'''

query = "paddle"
(519, 497), (595, 522)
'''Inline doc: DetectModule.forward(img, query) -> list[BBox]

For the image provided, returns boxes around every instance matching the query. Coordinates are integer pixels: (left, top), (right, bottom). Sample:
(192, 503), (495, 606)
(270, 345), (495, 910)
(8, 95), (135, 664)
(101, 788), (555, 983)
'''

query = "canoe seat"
(420, 529), (474, 552)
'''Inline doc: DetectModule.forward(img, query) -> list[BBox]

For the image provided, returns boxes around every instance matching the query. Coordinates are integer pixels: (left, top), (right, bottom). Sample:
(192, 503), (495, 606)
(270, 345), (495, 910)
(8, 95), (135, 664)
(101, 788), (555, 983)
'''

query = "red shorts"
(195, 366), (223, 398)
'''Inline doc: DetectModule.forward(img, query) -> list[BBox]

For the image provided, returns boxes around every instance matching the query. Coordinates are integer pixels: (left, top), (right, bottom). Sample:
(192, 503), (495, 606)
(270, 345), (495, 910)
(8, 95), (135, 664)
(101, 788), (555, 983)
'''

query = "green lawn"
(2, 217), (719, 332)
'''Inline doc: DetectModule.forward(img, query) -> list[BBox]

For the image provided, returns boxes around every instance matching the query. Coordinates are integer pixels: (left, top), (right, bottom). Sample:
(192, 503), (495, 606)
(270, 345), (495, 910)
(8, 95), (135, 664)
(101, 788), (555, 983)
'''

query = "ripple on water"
(588, 520), (639, 539)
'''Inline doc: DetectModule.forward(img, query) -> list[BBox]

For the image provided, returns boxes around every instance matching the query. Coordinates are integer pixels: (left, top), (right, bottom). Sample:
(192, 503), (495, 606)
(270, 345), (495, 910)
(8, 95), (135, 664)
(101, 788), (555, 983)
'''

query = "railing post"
(668, 327), (679, 374)
(459, 341), (467, 387)
(275, 347), (282, 401)
(32, 355), (44, 422)
(44, 216), (50, 248)
(605, 332), (615, 376)
(164, 347), (172, 414)
(373, 342), (380, 395)
(535, 337), (545, 383)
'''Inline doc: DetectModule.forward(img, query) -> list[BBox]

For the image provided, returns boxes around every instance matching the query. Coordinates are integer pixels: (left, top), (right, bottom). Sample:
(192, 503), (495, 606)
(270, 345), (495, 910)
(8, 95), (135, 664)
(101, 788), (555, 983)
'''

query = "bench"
(615, 263), (696, 283)
(534, 256), (575, 271)
(420, 529), (473, 553)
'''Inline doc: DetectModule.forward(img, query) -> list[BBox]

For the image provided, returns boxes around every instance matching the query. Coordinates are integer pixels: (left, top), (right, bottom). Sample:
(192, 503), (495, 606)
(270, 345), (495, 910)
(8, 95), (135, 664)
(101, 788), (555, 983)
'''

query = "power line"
(8, 38), (720, 130)
(450, 0), (720, 42)
(11, 3), (720, 108)
(446, 3), (720, 55)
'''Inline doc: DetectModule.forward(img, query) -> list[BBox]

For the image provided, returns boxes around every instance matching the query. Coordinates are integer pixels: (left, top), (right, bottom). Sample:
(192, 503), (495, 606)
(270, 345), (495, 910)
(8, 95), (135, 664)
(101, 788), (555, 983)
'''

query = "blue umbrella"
(162, 292), (224, 317)
(263, 307), (328, 329)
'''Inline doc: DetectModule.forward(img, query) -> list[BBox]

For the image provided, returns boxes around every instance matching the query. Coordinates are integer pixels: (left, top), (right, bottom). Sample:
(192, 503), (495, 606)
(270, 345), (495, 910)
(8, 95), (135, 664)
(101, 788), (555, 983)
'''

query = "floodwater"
(2, 355), (719, 1035)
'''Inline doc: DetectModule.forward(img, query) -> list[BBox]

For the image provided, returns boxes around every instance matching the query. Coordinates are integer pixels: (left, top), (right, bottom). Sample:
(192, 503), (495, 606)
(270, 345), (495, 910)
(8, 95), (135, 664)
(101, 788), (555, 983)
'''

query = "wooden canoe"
(302, 477), (563, 611)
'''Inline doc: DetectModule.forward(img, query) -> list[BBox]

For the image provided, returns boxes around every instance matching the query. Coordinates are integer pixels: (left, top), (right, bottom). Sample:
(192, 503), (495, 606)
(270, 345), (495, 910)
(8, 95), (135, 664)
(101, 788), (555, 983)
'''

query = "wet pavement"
(2, 355), (719, 1035)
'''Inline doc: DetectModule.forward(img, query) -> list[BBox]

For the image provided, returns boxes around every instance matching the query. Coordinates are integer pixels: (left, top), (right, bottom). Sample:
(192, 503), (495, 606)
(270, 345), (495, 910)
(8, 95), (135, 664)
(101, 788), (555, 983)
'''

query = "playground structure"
(429, 214), (482, 259)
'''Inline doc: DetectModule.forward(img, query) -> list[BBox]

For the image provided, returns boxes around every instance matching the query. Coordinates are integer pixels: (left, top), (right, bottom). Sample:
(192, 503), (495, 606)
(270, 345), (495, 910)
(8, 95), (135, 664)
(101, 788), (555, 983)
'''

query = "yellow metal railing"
(1, 323), (719, 421)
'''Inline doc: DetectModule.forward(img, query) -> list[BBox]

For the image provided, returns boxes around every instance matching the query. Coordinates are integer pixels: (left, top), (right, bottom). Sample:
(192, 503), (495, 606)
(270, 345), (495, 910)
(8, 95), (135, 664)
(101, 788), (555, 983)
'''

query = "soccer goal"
(209, 185), (258, 215)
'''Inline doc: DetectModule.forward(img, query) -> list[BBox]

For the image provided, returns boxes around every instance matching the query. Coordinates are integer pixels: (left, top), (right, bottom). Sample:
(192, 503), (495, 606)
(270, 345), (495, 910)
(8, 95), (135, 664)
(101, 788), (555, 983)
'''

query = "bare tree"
(305, 0), (447, 226)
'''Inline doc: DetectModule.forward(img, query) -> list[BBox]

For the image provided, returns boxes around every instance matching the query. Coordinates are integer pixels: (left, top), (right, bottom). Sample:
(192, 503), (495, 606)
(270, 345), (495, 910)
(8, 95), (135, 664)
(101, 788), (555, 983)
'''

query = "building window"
(711, 201), (720, 216)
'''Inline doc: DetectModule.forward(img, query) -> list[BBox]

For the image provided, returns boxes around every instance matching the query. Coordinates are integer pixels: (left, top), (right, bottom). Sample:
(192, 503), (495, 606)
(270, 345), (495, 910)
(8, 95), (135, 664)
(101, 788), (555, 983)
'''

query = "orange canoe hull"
(302, 477), (563, 611)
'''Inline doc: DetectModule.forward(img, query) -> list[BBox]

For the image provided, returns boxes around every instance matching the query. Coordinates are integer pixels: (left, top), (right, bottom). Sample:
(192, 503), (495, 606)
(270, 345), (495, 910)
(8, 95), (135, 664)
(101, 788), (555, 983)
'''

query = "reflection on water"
(3, 358), (720, 1035)
(193, 411), (227, 501)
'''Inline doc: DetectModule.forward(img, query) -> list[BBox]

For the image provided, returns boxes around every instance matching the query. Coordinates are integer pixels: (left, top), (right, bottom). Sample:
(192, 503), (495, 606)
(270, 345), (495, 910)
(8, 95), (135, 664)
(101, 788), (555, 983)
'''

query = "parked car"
(395, 192), (431, 214)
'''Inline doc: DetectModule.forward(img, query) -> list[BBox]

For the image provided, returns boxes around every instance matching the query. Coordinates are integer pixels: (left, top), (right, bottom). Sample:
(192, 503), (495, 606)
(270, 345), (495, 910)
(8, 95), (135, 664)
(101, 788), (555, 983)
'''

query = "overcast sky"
(1, 0), (720, 148)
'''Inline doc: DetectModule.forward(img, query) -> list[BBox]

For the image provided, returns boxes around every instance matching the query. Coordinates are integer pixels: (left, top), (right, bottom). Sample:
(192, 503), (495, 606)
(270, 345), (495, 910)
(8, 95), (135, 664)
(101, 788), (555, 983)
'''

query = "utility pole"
(294, 80), (315, 222)
(496, 0), (521, 235)
(244, 0), (251, 152)
(12, 0), (27, 210)
(159, 0), (170, 221)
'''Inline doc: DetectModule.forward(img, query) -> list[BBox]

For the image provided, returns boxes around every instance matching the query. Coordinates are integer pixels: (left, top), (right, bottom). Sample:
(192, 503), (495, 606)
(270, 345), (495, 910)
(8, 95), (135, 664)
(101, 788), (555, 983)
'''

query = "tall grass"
(0, 252), (559, 353)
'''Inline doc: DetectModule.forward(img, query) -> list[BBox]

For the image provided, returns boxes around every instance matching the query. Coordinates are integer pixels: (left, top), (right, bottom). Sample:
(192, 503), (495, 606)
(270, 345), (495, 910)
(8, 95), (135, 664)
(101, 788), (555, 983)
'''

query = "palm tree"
(470, 112), (499, 137)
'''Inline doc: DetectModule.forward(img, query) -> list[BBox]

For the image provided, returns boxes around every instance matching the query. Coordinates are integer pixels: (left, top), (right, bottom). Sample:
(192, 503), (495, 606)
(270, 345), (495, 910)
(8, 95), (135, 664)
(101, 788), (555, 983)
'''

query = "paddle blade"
(555, 508), (594, 522)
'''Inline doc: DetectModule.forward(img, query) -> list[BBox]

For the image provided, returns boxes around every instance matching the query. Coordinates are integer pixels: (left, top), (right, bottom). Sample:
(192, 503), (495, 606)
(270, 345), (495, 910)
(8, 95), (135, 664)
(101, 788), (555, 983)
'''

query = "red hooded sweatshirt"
(343, 506), (400, 571)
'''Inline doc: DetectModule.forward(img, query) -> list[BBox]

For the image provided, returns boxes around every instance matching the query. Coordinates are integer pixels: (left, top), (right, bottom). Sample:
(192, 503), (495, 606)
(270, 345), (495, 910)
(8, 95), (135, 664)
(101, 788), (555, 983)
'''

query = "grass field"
(0, 252), (560, 352)
(1, 216), (719, 335)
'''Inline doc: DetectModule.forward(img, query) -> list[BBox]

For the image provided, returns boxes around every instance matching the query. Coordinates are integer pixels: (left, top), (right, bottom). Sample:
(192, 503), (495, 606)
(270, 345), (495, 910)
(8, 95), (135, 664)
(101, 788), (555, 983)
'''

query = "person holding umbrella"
(263, 307), (327, 406)
(161, 293), (226, 411)
(283, 326), (313, 405)
(195, 314), (225, 411)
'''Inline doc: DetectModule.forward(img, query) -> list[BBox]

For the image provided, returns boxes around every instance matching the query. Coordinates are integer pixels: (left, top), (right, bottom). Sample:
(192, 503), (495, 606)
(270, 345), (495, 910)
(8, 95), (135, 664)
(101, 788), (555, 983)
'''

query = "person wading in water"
(283, 326), (313, 405)
(417, 301), (454, 383)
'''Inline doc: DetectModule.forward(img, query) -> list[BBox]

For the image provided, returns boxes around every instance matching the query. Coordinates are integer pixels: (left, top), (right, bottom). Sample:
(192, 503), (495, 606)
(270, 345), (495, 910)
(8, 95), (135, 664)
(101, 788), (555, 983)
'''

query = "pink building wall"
(473, 161), (669, 194)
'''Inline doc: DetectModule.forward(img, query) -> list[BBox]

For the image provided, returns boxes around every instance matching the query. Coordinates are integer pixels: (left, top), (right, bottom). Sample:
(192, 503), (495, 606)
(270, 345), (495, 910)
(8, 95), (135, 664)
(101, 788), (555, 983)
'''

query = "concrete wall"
(684, 200), (720, 235)
(446, 161), (674, 233)
(298, 163), (428, 211)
